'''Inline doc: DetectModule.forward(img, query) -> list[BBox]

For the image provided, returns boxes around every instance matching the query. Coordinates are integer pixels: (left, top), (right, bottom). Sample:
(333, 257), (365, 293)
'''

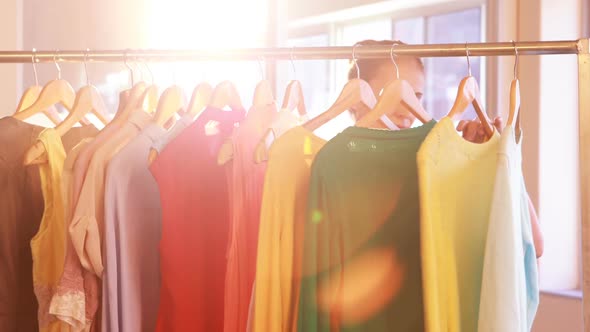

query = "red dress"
(151, 107), (245, 332)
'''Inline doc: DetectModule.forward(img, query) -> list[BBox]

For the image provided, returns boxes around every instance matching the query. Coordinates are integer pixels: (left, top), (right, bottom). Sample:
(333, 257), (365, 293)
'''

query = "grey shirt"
(102, 123), (166, 332)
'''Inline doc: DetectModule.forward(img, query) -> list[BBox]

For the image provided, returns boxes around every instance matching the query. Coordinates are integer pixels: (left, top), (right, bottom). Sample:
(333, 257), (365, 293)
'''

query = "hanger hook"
(465, 43), (472, 77)
(54, 49), (62, 80)
(352, 43), (361, 79)
(134, 59), (144, 83)
(171, 63), (177, 85)
(32, 48), (39, 86)
(124, 49), (134, 86)
(84, 48), (90, 85)
(390, 42), (400, 80)
(511, 40), (519, 80)
(290, 46), (296, 80)
(257, 56), (265, 81)
(143, 59), (154, 85)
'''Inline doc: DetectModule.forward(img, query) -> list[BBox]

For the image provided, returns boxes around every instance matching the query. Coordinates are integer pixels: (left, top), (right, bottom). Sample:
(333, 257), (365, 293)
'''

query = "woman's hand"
(456, 117), (503, 143)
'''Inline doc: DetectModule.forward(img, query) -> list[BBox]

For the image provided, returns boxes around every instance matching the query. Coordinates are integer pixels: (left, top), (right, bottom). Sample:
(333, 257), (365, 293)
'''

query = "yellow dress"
(30, 128), (68, 332)
(417, 117), (500, 332)
(253, 126), (326, 332)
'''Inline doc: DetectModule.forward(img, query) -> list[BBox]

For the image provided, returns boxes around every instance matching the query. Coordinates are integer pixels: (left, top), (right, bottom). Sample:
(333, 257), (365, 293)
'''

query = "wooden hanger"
(445, 44), (494, 138)
(282, 52), (307, 116)
(23, 84), (109, 165)
(253, 81), (307, 163)
(218, 71), (275, 165)
(252, 57), (275, 108)
(111, 82), (147, 124)
(508, 79), (521, 137)
(13, 52), (62, 125)
(211, 81), (244, 164)
(507, 41), (521, 138)
(303, 78), (376, 131)
(187, 82), (213, 117)
(281, 80), (307, 116)
(23, 52), (111, 165)
(141, 85), (159, 114)
(110, 54), (146, 123)
(253, 79), (275, 107)
(76, 51), (109, 126)
(138, 61), (159, 114)
(14, 51), (96, 127)
(303, 44), (377, 131)
(254, 57), (308, 163)
(147, 82), (213, 165)
(153, 85), (186, 128)
(14, 85), (61, 125)
(78, 50), (109, 126)
(15, 78), (76, 122)
(357, 43), (430, 129)
(209, 80), (244, 110)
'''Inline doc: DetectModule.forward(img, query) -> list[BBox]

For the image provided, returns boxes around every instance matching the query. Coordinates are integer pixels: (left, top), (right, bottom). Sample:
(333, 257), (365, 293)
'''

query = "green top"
(298, 121), (436, 332)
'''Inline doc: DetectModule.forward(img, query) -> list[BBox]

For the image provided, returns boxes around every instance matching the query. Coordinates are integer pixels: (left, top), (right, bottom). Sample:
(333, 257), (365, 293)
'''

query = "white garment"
(151, 113), (194, 154)
(478, 125), (539, 332)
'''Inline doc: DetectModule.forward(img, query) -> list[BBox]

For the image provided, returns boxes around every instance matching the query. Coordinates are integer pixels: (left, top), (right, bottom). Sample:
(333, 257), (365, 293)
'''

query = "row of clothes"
(1, 98), (538, 332)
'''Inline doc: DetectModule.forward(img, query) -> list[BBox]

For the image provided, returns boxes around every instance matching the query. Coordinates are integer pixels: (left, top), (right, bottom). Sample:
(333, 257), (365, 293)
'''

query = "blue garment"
(478, 125), (539, 331)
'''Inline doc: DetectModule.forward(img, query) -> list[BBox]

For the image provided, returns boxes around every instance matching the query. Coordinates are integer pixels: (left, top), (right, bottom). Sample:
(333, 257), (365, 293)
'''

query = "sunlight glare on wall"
(146, 0), (269, 106)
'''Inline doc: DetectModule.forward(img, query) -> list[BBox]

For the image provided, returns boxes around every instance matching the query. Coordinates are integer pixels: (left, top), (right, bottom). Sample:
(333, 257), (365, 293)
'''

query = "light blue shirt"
(478, 125), (539, 331)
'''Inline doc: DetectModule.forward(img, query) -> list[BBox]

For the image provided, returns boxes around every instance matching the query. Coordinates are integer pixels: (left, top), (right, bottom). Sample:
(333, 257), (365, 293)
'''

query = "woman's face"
(366, 59), (426, 129)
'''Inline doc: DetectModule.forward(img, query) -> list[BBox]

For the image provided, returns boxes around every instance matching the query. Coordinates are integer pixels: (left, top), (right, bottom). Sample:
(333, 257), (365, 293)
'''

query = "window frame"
(286, 0), (489, 120)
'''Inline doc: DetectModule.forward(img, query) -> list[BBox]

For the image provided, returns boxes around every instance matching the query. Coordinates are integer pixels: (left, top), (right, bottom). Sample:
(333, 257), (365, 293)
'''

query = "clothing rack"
(1, 39), (589, 331)
(0, 40), (583, 62)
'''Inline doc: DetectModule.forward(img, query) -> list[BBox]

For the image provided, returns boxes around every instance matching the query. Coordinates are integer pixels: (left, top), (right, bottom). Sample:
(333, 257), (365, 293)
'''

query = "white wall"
(534, 293), (583, 331)
(20, 0), (150, 100)
(537, 0), (582, 291)
(0, 0), (20, 116)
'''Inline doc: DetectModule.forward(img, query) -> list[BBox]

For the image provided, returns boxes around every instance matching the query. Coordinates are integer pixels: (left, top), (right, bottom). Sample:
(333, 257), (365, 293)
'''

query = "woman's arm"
(528, 196), (544, 258)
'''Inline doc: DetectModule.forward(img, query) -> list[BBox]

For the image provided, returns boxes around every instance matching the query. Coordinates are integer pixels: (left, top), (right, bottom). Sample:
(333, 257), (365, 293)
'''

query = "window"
(398, 7), (484, 120)
(283, 5), (485, 139)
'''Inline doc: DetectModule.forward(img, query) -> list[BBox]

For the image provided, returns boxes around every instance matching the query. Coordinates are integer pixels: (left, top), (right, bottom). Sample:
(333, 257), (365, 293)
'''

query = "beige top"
(49, 138), (95, 332)
(69, 111), (151, 277)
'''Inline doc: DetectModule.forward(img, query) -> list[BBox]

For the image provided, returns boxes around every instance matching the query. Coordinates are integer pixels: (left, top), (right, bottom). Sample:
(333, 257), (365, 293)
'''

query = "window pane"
(425, 7), (482, 120)
(393, 17), (425, 45)
(338, 19), (393, 90)
(340, 19), (393, 45)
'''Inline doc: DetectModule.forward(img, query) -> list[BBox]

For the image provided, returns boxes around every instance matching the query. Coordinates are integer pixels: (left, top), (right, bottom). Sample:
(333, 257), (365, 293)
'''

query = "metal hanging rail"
(0, 40), (583, 63)
(0, 38), (588, 331)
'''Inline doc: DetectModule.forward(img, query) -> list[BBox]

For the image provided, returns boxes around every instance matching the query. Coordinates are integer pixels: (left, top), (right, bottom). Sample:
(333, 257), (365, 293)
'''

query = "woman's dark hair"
(347, 40), (425, 81)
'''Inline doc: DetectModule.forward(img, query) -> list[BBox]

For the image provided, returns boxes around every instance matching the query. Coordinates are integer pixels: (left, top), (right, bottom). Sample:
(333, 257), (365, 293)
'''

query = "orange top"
(223, 104), (277, 332)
